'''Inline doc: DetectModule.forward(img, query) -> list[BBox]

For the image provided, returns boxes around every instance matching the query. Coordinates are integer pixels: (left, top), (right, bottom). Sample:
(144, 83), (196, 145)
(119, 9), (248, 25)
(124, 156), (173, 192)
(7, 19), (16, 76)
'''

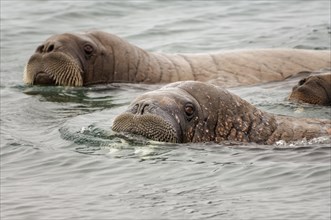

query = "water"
(1, 1), (330, 219)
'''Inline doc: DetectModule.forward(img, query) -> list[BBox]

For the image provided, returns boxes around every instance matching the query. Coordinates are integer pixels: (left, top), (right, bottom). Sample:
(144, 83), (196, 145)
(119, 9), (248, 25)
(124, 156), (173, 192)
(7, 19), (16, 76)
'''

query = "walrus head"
(289, 73), (331, 106)
(112, 81), (278, 143)
(23, 31), (125, 86)
(111, 86), (201, 143)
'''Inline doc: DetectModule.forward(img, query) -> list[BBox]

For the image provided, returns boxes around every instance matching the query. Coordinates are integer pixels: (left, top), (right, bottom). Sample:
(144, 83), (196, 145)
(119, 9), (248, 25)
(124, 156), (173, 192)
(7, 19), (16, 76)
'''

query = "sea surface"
(1, 1), (331, 219)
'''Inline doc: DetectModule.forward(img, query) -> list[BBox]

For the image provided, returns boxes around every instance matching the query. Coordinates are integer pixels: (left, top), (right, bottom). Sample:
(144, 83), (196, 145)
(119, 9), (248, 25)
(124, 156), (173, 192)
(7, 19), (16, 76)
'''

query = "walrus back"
(169, 49), (331, 87)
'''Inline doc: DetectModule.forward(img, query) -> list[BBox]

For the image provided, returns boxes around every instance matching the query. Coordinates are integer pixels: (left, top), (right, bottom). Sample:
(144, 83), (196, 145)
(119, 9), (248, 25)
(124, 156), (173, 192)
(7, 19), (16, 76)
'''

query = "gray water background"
(1, 1), (331, 219)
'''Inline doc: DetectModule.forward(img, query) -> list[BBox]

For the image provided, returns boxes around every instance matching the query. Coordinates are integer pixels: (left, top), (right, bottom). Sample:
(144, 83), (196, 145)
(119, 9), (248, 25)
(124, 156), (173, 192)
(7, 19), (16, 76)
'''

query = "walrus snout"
(112, 112), (181, 143)
(112, 96), (184, 143)
(24, 48), (84, 87)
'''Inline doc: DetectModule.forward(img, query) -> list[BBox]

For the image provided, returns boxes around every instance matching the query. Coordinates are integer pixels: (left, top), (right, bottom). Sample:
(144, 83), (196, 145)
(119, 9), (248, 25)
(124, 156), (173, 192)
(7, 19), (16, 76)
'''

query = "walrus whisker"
(62, 68), (72, 86)
(56, 70), (65, 85)
(23, 65), (31, 84)
(62, 66), (75, 86)
(46, 59), (83, 87)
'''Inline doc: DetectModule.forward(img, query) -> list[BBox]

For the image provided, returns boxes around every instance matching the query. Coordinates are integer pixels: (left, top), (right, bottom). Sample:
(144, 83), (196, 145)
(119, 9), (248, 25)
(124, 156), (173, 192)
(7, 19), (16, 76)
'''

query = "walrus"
(23, 30), (330, 88)
(289, 71), (331, 106)
(112, 81), (331, 144)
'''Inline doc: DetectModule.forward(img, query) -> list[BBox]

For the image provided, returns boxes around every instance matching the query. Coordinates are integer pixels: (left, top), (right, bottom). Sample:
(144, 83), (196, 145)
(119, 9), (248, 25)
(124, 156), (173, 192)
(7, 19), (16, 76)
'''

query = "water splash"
(274, 136), (331, 148)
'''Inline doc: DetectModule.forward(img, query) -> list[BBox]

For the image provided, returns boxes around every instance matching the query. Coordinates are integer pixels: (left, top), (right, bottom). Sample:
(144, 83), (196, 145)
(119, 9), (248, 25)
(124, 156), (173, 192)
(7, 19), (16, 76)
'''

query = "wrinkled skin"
(289, 72), (331, 106)
(112, 81), (331, 144)
(24, 31), (331, 87)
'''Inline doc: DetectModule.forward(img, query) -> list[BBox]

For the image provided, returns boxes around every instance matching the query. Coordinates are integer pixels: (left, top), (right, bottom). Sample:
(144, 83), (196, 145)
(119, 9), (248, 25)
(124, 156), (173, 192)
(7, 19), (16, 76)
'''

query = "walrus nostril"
(35, 43), (55, 53)
(298, 78), (307, 86)
(36, 45), (44, 53)
(46, 44), (55, 53)
(134, 101), (152, 115)
(138, 103), (149, 115)
(141, 104), (149, 114)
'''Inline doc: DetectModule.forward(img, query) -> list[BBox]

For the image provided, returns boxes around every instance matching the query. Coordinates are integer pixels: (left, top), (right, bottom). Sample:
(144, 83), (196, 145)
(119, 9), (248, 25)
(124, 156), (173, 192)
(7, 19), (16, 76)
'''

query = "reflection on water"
(1, 1), (330, 220)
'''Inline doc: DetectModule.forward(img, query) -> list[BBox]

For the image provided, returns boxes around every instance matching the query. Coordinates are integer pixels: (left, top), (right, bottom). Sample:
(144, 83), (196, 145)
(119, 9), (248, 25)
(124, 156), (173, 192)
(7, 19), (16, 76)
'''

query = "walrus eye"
(184, 103), (195, 119)
(83, 44), (93, 55)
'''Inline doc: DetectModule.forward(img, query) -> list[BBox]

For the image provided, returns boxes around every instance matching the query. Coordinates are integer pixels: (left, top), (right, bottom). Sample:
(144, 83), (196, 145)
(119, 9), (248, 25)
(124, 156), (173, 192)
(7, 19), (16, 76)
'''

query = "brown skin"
(112, 81), (331, 144)
(289, 72), (331, 106)
(24, 30), (331, 87)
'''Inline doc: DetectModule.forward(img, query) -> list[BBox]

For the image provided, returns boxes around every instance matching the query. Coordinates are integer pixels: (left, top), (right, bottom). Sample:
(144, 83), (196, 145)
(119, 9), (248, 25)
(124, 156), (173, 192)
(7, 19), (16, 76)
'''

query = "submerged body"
(112, 81), (331, 144)
(24, 31), (330, 88)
